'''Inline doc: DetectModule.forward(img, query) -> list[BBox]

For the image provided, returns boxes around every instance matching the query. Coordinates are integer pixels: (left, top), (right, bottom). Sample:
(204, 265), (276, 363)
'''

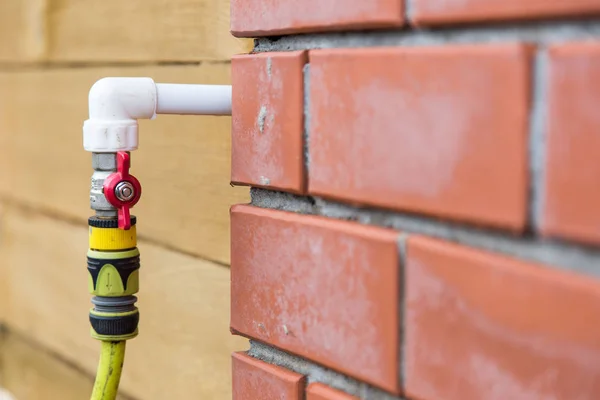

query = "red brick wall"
(229, 2), (600, 399)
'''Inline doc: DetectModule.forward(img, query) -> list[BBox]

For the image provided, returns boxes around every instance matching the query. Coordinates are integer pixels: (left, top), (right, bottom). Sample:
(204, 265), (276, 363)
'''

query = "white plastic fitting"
(83, 77), (232, 152)
(83, 77), (157, 152)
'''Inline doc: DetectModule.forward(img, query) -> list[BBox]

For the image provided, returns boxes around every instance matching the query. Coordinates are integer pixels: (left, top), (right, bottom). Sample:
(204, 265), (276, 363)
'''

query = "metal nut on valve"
(115, 181), (135, 202)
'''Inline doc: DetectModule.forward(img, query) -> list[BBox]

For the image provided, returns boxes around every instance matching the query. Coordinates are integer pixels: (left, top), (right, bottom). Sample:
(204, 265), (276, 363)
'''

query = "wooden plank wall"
(0, 1), (252, 399)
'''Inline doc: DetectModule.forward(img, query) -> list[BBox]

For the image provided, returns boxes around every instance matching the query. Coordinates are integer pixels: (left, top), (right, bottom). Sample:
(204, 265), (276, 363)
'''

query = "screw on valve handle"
(103, 152), (142, 230)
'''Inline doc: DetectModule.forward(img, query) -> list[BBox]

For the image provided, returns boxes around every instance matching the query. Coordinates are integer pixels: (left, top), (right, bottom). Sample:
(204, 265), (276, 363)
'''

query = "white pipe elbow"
(84, 77), (157, 152)
(88, 77), (157, 121)
(83, 77), (233, 153)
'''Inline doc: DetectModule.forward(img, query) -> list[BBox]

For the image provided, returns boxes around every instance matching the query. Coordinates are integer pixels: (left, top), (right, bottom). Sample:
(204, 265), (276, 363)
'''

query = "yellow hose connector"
(88, 217), (140, 342)
(89, 225), (137, 251)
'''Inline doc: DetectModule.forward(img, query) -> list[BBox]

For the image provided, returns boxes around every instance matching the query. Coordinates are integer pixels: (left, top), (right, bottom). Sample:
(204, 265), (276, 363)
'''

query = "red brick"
(405, 236), (600, 400)
(309, 45), (531, 231)
(411, 0), (600, 26)
(541, 42), (600, 245)
(232, 352), (304, 399)
(307, 383), (358, 400)
(230, 205), (400, 393)
(231, 0), (403, 37)
(232, 51), (307, 194)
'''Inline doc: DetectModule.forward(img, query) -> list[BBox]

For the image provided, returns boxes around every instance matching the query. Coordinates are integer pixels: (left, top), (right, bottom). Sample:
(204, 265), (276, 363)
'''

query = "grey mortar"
(528, 49), (550, 232)
(255, 20), (600, 52)
(249, 341), (403, 399)
(251, 188), (600, 279)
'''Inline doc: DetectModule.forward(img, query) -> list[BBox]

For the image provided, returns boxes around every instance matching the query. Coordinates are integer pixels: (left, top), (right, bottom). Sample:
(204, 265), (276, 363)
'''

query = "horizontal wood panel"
(0, 64), (249, 265)
(0, 204), (5, 324)
(0, 204), (248, 400)
(0, 0), (45, 62)
(0, 330), (131, 400)
(0, 0), (252, 63)
(47, 0), (252, 61)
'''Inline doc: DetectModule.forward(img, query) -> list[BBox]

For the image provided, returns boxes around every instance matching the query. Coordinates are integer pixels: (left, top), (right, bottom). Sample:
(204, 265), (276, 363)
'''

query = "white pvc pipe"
(156, 83), (232, 115)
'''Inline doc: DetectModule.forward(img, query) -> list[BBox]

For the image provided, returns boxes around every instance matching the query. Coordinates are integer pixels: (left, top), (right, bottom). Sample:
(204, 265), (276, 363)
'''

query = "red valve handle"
(103, 152), (142, 230)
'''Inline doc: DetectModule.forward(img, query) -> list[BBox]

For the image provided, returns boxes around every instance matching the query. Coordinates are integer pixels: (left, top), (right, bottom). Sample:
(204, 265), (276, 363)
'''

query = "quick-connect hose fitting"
(89, 297), (139, 341)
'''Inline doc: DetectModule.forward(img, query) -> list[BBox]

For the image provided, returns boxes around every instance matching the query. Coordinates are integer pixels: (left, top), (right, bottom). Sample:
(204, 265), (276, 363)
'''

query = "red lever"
(103, 152), (142, 230)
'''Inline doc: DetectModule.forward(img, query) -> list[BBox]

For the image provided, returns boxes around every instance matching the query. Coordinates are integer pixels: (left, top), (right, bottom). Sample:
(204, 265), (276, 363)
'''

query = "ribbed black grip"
(88, 216), (136, 228)
(90, 312), (139, 336)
